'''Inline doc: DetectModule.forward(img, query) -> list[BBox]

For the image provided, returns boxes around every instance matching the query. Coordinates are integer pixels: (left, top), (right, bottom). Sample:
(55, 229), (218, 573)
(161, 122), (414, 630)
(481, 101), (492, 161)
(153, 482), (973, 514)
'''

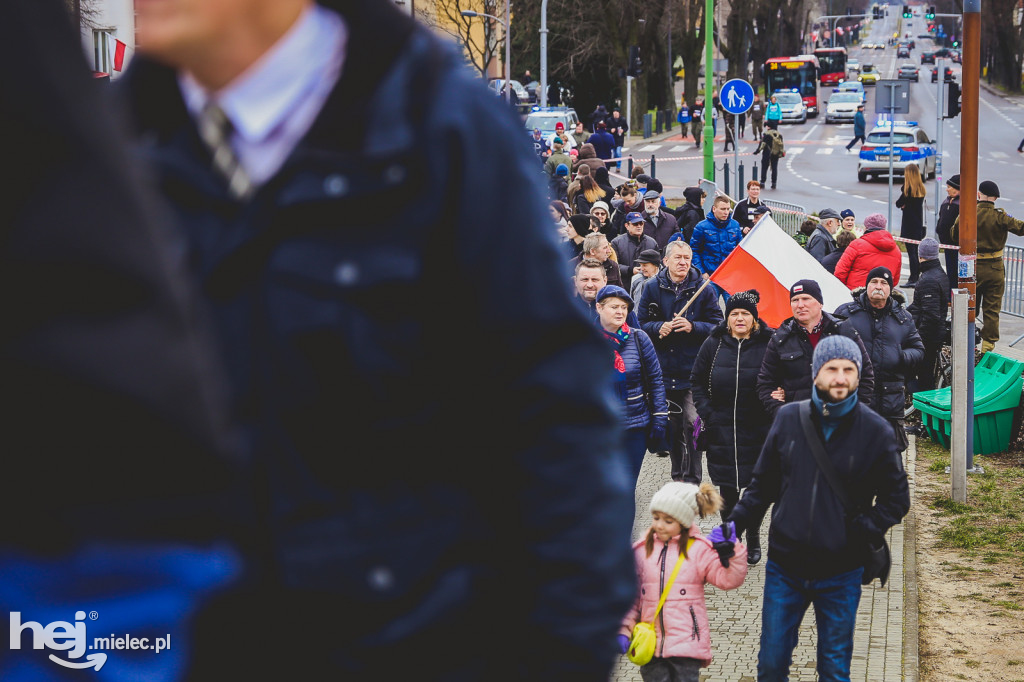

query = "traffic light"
(926, 6), (935, 19)
(627, 45), (642, 77)
(902, 5), (911, 18)
(945, 81), (961, 118)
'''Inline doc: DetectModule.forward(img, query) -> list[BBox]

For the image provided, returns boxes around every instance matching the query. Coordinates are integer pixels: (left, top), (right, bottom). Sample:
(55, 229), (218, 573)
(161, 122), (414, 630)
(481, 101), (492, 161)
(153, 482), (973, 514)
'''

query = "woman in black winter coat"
(895, 163), (927, 285)
(689, 290), (773, 565)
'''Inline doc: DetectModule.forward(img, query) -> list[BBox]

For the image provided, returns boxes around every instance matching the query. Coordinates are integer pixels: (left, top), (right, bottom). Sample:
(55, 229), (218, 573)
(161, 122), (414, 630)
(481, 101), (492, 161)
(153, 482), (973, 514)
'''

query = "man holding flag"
(638, 241), (723, 483)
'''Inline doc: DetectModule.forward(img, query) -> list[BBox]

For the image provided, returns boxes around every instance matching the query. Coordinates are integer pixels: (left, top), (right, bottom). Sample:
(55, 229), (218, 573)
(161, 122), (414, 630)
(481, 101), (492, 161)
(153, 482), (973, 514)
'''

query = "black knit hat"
(789, 279), (823, 305)
(979, 180), (1000, 198)
(726, 289), (760, 319)
(946, 174), (960, 190)
(865, 266), (893, 289)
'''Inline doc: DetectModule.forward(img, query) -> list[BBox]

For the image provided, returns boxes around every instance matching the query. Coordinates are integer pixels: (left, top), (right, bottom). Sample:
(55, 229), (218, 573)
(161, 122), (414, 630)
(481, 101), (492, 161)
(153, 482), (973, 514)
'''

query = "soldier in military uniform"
(952, 181), (1024, 353)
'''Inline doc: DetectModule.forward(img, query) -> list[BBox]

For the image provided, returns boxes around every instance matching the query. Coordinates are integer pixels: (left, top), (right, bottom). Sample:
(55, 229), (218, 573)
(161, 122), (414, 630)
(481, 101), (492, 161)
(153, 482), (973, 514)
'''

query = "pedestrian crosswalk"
(816, 148), (835, 155)
(619, 141), (1012, 165)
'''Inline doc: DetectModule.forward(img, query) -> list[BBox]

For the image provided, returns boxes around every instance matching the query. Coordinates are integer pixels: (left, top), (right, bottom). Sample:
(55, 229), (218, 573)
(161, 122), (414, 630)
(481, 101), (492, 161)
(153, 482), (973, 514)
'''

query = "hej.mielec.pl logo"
(10, 610), (170, 671)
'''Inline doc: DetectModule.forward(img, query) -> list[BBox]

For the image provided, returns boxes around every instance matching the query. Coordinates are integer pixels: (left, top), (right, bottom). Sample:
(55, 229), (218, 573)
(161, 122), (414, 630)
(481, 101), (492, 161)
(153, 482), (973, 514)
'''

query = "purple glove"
(618, 634), (631, 655)
(708, 521), (737, 568)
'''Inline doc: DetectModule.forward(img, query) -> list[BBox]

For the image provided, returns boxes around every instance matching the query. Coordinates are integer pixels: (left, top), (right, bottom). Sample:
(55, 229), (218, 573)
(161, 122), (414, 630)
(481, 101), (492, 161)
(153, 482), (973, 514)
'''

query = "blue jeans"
(613, 145), (623, 169)
(758, 560), (863, 681)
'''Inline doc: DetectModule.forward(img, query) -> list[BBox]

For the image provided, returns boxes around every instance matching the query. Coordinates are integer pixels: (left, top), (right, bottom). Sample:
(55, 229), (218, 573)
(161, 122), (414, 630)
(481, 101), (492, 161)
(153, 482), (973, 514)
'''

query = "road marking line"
(853, 194), (866, 199)
(835, 189), (847, 194)
(874, 200), (886, 204)
(670, 145), (691, 152)
(638, 145), (662, 152)
(811, 181), (821, 186)
(788, 147), (805, 155)
(821, 185), (833, 190)
(992, 151), (1009, 159)
(816, 148), (834, 155)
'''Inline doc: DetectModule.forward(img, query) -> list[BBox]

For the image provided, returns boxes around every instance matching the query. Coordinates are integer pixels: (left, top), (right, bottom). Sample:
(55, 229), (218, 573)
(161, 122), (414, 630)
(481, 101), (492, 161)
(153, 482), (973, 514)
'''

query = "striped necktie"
(196, 102), (254, 201)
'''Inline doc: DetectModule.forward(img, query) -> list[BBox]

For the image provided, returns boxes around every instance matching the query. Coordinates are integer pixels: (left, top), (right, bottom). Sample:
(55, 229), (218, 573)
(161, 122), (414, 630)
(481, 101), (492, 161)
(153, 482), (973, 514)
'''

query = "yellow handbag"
(627, 538), (693, 666)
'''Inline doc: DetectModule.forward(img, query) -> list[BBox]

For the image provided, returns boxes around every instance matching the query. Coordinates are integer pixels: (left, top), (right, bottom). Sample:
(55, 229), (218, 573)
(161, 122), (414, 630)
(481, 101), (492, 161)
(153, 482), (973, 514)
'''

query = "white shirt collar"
(178, 5), (346, 144)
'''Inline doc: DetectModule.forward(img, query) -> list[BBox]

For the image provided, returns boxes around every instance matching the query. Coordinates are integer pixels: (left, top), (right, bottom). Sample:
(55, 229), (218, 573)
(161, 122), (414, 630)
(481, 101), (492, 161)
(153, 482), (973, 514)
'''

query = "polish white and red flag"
(709, 216), (852, 327)
(108, 37), (127, 72)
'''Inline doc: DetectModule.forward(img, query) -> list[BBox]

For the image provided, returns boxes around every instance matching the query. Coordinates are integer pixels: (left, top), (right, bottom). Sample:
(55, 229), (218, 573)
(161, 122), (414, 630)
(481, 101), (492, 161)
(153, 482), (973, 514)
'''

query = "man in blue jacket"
(125, 0), (635, 677)
(845, 104), (867, 151)
(690, 195), (744, 302)
(730, 335), (909, 682)
(587, 121), (617, 162)
(638, 241), (723, 483)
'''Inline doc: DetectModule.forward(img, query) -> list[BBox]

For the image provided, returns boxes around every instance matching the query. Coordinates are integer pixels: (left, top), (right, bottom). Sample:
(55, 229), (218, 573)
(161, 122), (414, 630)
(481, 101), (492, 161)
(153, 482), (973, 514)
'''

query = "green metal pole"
(703, 0), (714, 180)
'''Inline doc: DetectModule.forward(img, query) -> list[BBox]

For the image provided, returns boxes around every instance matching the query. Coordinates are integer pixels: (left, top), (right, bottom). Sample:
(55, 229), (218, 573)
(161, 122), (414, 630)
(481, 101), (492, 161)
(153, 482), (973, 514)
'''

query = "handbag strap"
(798, 401), (851, 512)
(652, 538), (694, 623)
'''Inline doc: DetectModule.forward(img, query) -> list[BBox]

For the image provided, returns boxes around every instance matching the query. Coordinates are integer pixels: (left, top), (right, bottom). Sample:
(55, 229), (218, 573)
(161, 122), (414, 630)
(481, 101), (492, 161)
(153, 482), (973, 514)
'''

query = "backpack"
(770, 132), (785, 157)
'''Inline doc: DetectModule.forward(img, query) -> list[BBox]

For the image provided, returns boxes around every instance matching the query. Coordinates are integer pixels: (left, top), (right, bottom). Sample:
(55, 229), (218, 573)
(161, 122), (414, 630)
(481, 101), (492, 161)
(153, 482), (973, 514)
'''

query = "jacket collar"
(920, 259), (943, 272)
(122, 0), (418, 159)
(656, 266), (702, 291)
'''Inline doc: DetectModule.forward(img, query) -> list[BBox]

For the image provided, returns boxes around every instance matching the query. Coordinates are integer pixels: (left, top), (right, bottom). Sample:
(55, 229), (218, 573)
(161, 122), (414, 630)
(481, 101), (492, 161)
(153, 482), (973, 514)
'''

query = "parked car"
(858, 121), (937, 182)
(931, 65), (955, 82)
(523, 108), (581, 136)
(898, 63), (920, 81)
(859, 64), (880, 85)
(488, 78), (531, 113)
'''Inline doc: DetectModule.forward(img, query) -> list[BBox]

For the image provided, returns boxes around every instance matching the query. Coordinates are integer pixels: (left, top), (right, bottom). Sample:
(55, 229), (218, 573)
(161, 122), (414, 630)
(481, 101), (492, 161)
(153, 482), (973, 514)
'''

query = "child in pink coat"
(620, 481), (748, 681)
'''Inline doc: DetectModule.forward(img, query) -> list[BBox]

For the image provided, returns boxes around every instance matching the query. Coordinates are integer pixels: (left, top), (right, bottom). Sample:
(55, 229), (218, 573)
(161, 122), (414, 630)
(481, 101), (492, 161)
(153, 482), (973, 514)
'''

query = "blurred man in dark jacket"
(125, 0), (635, 677)
(1, 1), (240, 677)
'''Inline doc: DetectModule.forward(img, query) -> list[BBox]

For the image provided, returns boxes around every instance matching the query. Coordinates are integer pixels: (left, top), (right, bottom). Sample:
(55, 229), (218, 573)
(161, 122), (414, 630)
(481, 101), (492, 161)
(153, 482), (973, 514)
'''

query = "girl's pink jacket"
(620, 524), (747, 666)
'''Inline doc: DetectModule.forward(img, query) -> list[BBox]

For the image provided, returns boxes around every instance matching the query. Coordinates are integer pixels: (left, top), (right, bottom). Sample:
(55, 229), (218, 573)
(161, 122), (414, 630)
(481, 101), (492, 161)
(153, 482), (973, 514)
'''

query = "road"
(623, 11), (1024, 247)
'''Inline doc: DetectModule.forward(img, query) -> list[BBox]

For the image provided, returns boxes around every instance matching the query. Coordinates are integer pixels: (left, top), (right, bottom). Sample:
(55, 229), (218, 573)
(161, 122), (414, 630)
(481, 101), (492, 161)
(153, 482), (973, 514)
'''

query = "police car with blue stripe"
(857, 119), (937, 183)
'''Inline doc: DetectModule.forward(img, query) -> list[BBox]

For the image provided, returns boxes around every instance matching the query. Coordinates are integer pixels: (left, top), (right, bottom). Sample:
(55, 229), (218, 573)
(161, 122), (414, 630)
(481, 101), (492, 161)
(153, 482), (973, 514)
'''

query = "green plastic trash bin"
(912, 352), (1024, 455)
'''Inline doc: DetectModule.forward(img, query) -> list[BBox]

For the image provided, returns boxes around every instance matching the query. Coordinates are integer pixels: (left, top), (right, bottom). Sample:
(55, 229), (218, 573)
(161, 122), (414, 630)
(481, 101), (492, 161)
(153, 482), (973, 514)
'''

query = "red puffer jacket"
(620, 524), (747, 666)
(834, 227), (903, 289)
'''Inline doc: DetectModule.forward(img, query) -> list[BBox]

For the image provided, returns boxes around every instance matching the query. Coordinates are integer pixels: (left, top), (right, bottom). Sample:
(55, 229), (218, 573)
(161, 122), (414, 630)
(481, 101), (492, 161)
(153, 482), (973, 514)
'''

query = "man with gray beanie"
(757, 279), (875, 417)
(835, 266), (924, 449)
(730, 335), (910, 681)
(909, 238), (950, 390)
(806, 209), (841, 263)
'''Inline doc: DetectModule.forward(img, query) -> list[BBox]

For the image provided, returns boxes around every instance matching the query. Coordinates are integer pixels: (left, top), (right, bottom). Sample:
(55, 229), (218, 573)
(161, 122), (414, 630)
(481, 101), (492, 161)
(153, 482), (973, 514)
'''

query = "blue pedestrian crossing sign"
(720, 79), (754, 115)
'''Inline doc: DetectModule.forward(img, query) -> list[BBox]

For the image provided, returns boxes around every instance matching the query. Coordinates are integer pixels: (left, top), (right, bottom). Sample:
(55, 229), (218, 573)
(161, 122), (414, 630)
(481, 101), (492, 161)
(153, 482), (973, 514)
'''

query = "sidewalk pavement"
(609, 439), (919, 682)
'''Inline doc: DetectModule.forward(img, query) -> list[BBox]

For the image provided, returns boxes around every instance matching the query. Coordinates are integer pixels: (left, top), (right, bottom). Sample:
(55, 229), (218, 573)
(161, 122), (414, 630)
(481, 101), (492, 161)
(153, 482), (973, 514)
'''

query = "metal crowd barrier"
(1003, 244), (1024, 347)
(762, 199), (808, 237)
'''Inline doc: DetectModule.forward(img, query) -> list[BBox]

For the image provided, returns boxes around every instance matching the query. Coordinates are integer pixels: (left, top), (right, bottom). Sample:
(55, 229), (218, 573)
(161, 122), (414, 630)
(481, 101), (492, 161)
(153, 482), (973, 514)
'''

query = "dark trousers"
(666, 389), (700, 484)
(752, 118), (763, 139)
(905, 242), (920, 282)
(915, 342), (941, 392)
(845, 134), (865, 150)
(640, 657), (701, 682)
(739, 113), (746, 137)
(766, 119), (780, 130)
(760, 152), (779, 187)
(944, 248), (958, 292)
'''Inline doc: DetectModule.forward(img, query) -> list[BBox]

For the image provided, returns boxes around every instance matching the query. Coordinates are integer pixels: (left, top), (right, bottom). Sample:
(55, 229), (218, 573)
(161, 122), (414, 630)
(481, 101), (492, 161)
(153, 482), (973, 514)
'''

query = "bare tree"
(420, 0), (501, 77)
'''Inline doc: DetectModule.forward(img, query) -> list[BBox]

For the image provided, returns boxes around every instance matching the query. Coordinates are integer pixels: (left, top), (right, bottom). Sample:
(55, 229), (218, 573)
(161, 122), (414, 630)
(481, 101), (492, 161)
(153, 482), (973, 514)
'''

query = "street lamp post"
(462, 5), (511, 105)
(540, 0), (549, 107)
